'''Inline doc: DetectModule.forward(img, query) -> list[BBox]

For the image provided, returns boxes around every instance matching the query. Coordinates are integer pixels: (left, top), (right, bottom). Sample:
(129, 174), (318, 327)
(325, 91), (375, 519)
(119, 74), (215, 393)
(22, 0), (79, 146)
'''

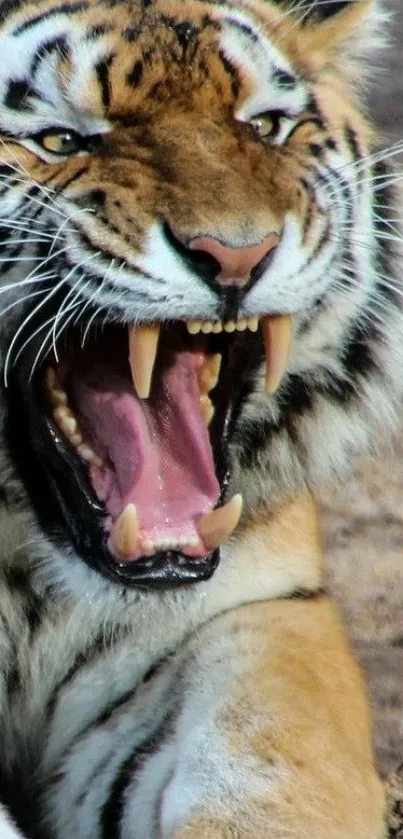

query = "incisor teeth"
(111, 503), (140, 558)
(187, 320), (202, 335)
(77, 444), (103, 468)
(186, 319), (259, 334)
(196, 494), (243, 551)
(235, 319), (247, 332)
(261, 314), (292, 394)
(129, 323), (161, 400)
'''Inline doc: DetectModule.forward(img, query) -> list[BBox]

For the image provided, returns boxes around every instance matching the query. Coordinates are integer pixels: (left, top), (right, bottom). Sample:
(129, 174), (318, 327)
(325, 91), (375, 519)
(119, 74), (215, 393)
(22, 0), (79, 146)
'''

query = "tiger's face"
(0, 0), (391, 589)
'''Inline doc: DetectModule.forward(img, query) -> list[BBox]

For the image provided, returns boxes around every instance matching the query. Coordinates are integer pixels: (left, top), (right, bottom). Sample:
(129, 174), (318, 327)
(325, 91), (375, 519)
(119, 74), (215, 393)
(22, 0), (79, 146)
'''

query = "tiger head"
(0, 0), (400, 593)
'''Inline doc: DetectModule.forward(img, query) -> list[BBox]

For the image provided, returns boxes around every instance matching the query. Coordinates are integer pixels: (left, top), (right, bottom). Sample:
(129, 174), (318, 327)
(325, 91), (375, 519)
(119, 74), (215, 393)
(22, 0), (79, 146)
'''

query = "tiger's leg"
(154, 597), (385, 839)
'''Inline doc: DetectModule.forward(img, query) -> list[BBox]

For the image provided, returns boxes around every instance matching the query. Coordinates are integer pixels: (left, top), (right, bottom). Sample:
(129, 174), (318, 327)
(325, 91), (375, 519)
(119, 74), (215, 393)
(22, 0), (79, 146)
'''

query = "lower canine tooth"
(112, 504), (140, 557)
(196, 494), (243, 551)
(129, 323), (160, 400)
(261, 314), (292, 394)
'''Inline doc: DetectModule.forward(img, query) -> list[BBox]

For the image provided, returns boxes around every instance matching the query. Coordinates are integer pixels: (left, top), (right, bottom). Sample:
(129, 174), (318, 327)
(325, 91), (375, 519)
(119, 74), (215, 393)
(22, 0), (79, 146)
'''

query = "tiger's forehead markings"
(12, 1), (89, 36)
(29, 34), (70, 76)
(0, 0), (306, 136)
(217, 9), (307, 120)
(271, 66), (296, 90)
(86, 23), (114, 40)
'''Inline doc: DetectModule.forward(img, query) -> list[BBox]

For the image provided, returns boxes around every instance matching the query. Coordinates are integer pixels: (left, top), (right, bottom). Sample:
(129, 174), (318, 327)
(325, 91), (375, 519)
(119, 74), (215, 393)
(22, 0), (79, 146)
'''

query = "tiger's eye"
(39, 131), (81, 155)
(250, 113), (277, 139)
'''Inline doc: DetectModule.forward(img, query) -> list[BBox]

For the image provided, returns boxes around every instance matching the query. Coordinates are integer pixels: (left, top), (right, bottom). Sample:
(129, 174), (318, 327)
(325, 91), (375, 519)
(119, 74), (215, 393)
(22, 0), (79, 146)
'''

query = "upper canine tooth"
(196, 494), (243, 551)
(111, 503), (140, 558)
(261, 314), (292, 394)
(128, 323), (160, 400)
(212, 322), (223, 333)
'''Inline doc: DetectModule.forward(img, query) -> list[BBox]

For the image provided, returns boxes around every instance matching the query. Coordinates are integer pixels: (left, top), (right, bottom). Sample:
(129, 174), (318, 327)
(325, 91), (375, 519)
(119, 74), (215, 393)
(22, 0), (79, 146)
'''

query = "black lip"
(6, 316), (263, 590)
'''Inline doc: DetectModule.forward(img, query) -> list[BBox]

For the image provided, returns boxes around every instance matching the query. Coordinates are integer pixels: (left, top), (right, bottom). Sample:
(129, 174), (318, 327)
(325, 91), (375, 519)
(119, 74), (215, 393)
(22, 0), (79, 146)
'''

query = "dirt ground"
(321, 3), (403, 778)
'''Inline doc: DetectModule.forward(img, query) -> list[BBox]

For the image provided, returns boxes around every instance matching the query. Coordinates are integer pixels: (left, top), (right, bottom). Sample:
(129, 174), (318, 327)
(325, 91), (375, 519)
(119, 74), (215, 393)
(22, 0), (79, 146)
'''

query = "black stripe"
(30, 36), (70, 77)
(270, 0), (352, 21)
(87, 23), (113, 39)
(46, 631), (112, 720)
(372, 159), (400, 307)
(286, 117), (325, 143)
(4, 79), (33, 111)
(95, 55), (114, 109)
(54, 165), (89, 192)
(100, 708), (176, 839)
(226, 18), (258, 43)
(344, 124), (361, 160)
(218, 50), (240, 98)
(123, 25), (140, 43)
(339, 320), (378, 397)
(13, 1), (89, 35)
(126, 60), (143, 88)
(321, 164), (353, 225)
(0, 0), (23, 22)
(272, 66), (296, 89)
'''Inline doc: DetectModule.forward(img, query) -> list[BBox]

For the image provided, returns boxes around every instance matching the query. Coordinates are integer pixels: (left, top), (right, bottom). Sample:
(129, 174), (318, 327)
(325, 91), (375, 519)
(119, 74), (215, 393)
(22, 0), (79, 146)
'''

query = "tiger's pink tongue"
(70, 349), (221, 560)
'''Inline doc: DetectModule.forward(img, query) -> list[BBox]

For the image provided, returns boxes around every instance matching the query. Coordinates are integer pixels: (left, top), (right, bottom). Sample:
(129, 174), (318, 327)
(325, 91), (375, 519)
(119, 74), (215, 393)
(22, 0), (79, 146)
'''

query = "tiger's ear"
(301, 0), (389, 78)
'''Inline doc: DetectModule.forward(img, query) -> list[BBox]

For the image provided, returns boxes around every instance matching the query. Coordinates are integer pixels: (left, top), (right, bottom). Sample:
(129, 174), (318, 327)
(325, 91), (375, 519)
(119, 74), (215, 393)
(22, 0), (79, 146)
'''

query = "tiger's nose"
(188, 232), (280, 287)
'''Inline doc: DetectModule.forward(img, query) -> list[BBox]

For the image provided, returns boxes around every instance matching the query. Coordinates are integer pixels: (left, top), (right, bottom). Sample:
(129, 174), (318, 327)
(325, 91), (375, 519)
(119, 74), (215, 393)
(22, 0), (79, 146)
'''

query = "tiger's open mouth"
(8, 312), (291, 589)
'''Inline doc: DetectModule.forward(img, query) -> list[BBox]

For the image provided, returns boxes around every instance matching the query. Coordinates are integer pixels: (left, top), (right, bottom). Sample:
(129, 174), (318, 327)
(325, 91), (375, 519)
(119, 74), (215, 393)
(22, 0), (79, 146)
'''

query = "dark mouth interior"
(7, 315), (262, 588)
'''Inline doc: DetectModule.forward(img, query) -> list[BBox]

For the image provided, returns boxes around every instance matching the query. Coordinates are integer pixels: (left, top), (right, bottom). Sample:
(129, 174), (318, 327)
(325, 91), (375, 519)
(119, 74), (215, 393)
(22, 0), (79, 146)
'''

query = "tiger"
(0, 0), (400, 835)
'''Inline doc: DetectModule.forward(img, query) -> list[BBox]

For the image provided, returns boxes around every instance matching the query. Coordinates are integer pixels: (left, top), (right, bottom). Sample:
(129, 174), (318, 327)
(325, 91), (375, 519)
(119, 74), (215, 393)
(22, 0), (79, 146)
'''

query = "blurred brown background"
(322, 2), (403, 776)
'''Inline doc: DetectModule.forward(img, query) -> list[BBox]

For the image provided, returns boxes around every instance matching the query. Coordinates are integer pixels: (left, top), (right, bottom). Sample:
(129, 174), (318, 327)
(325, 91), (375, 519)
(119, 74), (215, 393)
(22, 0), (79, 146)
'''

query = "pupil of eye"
(59, 133), (77, 149)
